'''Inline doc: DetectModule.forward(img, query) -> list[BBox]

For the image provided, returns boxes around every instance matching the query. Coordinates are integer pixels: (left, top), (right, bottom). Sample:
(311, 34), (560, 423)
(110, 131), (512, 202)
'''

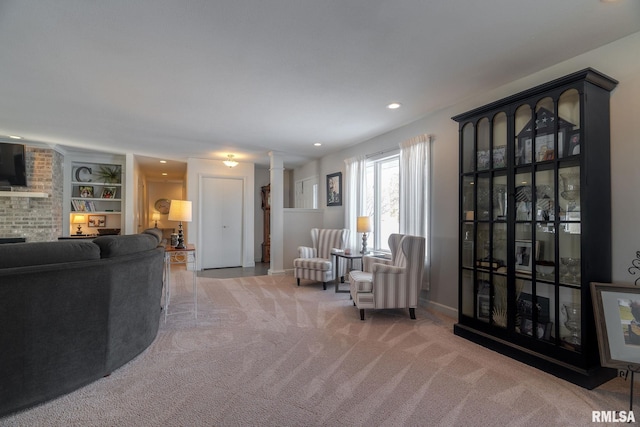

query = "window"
(365, 153), (399, 251)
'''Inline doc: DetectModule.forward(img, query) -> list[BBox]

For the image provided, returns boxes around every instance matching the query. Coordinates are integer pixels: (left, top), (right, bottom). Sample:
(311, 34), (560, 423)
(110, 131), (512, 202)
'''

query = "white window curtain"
(399, 134), (432, 289)
(344, 155), (367, 251)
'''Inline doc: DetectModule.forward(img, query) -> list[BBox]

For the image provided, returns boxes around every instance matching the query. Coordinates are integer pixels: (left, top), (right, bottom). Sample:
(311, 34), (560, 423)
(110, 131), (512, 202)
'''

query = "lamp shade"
(357, 216), (372, 233)
(151, 212), (161, 221)
(168, 200), (192, 222)
(73, 215), (86, 224)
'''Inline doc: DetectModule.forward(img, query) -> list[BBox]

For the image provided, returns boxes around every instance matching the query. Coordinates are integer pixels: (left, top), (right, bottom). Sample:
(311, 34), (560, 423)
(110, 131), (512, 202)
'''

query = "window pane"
(365, 155), (399, 252)
(379, 158), (399, 250)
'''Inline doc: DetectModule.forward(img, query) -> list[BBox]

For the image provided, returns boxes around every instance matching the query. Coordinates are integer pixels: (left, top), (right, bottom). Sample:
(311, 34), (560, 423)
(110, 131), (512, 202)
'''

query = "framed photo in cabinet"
(514, 240), (539, 273)
(591, 282), (640, 370)
(476, 280), (491, 321)
(568, 132), (580, 156)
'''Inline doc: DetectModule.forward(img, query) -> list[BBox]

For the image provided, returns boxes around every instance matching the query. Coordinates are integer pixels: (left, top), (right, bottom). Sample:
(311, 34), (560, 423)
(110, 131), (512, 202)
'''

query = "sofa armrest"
(297, 246), (317, 258)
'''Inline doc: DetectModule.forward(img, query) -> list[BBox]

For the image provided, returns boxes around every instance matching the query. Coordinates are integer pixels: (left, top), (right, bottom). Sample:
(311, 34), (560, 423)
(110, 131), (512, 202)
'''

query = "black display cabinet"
(452, 68), (618, 389)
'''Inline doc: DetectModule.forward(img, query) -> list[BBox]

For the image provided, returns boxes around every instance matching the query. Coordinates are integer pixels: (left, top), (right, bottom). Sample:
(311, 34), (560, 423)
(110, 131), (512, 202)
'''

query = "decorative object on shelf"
(568, 132), (581, 156)
(535, 260), (555, 277)
(88, 215), (106, 227)
(79, 186), (94, 198)
(94, 165), (121, 183)
(154, 198), (171, 214)
(326, 172), (342, 206)
(101, 187), (116, 199)
(514, 240), (539, 273)
(560, 257), (581, 283)
(515, 107), (574, 165)
(628, 251), (640, 285)
(562, 303), (581, 350)
(223, 154), (238, 168)
(74, 166), (92, 182)
(152, 212), (160, 228)
(357, 216), (372, 254)
(73, 214), (86, 235)
(168, 199), (192, 249)
(492, 145), (506, 168)
(560, 172), (580, 211)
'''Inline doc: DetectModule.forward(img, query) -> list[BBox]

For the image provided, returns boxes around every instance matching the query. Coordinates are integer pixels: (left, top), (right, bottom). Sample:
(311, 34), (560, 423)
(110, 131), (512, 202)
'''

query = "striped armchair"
(293, 228), (349, 290)
(349, 234), (425, 320)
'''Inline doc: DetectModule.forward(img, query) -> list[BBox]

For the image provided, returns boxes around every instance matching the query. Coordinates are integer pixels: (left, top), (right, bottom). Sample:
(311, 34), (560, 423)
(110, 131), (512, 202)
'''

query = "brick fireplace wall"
(0, 147), (64, 242)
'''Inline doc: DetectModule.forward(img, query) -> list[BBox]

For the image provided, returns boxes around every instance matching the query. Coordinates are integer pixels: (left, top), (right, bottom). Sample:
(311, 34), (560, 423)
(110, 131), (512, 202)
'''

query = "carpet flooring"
(1, 268), (635, 426)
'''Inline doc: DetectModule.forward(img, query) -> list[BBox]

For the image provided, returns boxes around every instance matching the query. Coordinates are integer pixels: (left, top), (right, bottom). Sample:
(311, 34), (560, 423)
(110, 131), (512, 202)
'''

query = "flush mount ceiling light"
(386, 102), (402, 109)
(223, 154), (238, 168)
(8, 135), (23, 139)
(314, 142), (322, 147)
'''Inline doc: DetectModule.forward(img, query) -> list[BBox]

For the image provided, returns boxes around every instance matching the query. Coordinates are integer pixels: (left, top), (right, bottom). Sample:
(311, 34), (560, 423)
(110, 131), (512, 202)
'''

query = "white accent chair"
(293, 228), (349, 290)
(349, 234), (425, 320)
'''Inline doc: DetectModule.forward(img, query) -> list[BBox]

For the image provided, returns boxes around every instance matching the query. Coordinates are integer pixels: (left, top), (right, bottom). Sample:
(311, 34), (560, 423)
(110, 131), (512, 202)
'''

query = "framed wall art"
(326, 172), (342, 207)
(88, 215), (106, 228)
(591, 282), (640, 370)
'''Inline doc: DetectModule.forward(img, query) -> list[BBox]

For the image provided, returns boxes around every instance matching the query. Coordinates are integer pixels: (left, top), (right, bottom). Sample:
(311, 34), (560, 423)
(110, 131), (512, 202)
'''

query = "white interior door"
(201, 177), (243, 269)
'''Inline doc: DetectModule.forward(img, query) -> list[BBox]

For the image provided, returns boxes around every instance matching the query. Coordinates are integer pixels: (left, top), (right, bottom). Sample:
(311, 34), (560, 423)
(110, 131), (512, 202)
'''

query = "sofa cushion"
(293, 257), (333, 271)
(93, 234), (159, 258)
(0, 241), (100, 269)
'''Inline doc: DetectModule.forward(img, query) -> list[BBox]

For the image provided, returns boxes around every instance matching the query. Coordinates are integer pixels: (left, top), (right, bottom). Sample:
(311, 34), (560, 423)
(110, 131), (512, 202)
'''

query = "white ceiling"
(1, 0), (639, 175)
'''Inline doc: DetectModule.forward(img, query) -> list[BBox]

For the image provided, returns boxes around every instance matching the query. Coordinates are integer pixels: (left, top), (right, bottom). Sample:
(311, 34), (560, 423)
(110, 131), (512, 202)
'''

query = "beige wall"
(295, 31), (640, 317)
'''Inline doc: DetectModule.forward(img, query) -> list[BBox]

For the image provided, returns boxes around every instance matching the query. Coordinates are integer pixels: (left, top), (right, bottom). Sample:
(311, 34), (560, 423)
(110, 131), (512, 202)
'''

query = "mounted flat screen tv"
(0, 143), (27, 187)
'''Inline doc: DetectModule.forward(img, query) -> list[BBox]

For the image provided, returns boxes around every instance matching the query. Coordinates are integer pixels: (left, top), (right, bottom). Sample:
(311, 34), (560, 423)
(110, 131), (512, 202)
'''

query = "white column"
(268, 151), (285, 275)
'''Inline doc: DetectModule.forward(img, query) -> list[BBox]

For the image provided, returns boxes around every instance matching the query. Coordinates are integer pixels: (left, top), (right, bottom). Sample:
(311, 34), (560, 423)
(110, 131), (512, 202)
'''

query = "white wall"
(186, 158), (255, 270)
(294, 31), (640, 316)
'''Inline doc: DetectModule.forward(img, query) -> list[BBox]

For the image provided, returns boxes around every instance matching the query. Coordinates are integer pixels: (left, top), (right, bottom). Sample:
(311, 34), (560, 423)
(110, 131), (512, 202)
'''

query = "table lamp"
(357, 216), (372, 254)
(73, 214), (86, 235)
(168, 200), (192, 249)
(151, 212), (160, 228)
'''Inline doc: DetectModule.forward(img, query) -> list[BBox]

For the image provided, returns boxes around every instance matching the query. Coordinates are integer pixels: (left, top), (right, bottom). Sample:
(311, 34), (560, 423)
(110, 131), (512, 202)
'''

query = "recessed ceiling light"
(387, 102), (401, 109)
(159, 160), (167, 164)
(8, 135), (23, 139)
(314, 142), (322, 147)
(162, 172), (168, 176)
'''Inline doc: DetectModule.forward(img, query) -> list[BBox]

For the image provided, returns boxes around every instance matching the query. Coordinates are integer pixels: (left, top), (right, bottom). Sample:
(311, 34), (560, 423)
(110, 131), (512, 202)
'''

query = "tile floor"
(197, 262), (270, 279)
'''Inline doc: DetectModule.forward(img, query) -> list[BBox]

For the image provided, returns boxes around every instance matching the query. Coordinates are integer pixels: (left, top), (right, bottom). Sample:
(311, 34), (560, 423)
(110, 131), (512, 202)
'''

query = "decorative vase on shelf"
(560, 173), (580, 211)
(562, 303), (581, 350)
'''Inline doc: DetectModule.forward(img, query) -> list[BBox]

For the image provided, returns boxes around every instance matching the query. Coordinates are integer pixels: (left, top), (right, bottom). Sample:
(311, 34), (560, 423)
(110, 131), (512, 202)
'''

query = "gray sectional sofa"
(0, 229), (165, 417)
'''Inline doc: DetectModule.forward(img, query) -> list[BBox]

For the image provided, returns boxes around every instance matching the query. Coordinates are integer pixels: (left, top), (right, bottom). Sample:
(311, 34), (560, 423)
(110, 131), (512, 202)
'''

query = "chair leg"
(297, 278), (300, 286)
(410, 308), (416, 319)
(360, 309), (365, 321)
(353, 301), (356, 306)
(322, 282), (327, 290)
